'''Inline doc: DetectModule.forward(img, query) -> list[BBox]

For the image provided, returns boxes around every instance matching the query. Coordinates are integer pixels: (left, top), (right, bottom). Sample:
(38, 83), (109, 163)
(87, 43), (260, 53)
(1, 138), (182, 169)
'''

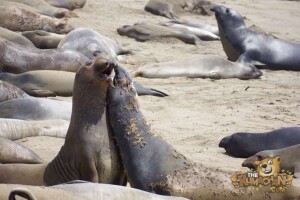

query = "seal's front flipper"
(29, 89), (57, 97)
(237, 53), (266, 66)
(209, 71), (221, 79)
(133, 82), (168, 97)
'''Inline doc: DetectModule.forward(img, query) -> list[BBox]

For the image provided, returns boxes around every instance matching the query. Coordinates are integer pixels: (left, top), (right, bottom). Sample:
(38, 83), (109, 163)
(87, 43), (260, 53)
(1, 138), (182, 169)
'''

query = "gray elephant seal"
(0, 27), (35, 48)
(0, 97), (72, 121)
(5, 0), (78, 18)
(133, 55), (262, 79)
(0, 80), (28, 103)
(22, 30), (64, 49)
(0, 57), (125, 186)
(211, 5), (300, 71)
(0, 70), (167, 97)
(107, 65), (299, 199)
(0, 118), (69, 140)
(58, 28), (132, 62)
(0, 38), (88, 74)
(0, 137), (44, 164)
(219, 127), (300, 158)
(242, 144), (300, 178)
(0, 5), (74, 34)
(1, 182), (188, 200)
(44, 0), (87, 10)
(117, 23), (202, 45)
(145, 0), (214, 20)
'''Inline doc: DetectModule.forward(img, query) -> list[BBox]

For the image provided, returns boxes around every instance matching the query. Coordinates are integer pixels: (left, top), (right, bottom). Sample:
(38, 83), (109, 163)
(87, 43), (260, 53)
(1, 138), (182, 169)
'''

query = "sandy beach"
(16, 0), (300, 183)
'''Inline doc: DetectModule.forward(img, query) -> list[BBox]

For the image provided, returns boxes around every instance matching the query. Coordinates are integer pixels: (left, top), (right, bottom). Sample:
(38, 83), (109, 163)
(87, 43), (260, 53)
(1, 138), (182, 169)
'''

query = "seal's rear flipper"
(9, 188), (36, 200)
(133, 82), (168, 97)
(29, 89), (57, 97)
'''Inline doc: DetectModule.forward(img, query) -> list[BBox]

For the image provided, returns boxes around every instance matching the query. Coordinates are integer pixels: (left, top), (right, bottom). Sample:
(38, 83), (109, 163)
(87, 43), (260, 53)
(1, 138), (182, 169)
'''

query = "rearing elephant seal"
(0, 57), (125, 186)
(107, 66), (299, 199)
(219, 127), (300, 158)
(211, 5), (300, 71)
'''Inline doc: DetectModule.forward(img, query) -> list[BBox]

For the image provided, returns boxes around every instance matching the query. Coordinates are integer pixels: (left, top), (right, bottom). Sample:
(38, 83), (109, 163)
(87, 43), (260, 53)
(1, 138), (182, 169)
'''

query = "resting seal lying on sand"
(0, 27), (35, 48)
(22, 30), (64, 49)
(133, 55), (262, 79)
(44, 0), (87, 10)
(219, 127), (300, 158)
(0, 80), (28, 103)
(0, 38), (88, 74)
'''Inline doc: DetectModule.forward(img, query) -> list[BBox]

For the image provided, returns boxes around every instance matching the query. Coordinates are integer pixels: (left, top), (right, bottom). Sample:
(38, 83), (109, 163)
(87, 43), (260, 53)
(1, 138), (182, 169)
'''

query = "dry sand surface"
(16, 0), (299, 184)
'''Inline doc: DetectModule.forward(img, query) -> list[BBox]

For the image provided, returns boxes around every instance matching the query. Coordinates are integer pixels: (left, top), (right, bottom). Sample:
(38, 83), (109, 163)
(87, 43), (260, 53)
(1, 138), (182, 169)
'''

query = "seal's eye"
(93, 51), (101, 57)
(226, 8), (230, 13)
(267, 160), (272, 165)
(86, 60), (93, 66)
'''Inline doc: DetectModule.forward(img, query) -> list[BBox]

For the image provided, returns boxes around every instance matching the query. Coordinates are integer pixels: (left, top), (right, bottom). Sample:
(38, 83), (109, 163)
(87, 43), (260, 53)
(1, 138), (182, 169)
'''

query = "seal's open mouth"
(98, 64), (114, 81)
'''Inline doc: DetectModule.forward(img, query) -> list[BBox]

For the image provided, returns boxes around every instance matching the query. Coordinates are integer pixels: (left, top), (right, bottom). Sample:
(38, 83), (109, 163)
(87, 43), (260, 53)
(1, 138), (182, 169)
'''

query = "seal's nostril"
(262, 164), (267, 168)
(86, 60), (93, 66)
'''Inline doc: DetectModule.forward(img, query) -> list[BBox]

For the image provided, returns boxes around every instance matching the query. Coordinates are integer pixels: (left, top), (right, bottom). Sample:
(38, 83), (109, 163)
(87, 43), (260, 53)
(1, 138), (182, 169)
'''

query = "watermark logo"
(231, 156), (293, 192)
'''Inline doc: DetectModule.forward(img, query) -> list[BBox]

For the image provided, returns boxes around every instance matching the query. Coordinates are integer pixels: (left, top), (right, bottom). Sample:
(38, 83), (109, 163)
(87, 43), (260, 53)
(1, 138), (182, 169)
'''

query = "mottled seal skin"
(117, 23), (202, 45)
(0, 71), (167, 97)
(0, 97), (72, 121)
(0, 118), (69, 140)
(5, 0), (78, 18)
(44, 0), (87, 10)
(0, 80), (28, 103)
(107, 65), (188, 193)
(0, 27), (35, 48)
(242, 144), (300, 178)
(1, 182), (189, 200)
(133, 55), (262, 79)
(211, 5), (300, 71)
(0, 57), (125, 186)
(22, 30), (64, 49)
(107, 66), (299, 199)
(219, 127), (300, 158)
(0, 137), (44, 164)
(0, 38), (88, 74)
(58, 28), (132, 61)
(144, 0), (214, 19)
(0, 5), (74, 34)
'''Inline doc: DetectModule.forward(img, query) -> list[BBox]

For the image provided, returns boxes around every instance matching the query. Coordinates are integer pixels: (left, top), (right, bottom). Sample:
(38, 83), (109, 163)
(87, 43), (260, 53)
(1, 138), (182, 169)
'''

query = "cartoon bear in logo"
(254, 156), (281, 177)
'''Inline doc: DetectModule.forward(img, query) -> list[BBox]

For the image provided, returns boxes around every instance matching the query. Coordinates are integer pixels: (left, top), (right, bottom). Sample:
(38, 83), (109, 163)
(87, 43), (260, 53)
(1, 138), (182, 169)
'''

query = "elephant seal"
(0, 137), (44, 164)
(107, 65), (300, 199)
(0, 80), (28, 103)
(219, 127), (300, 158)
(0, 57), (125, 186)
(160, 21), (219, 41)
(44, 0), (87, 10)
(133, 55), (262, 79)
(0, 27), (35, 48)
(22, 30), (64, 49)
(117, 23), (202, 45)
(145, 0), (214, 19)
(5, 0), (78, 18)
(58, 28), (132, 62)
(0, 70), (167, 97)
(242, 144), (300, 178)
(1, 182), (188, 200)
(0, 97), (72, 121)
(0, 118), (69, 140)
(211, 5), (300, 71)
(0, 5), (74, 34)
(0, 38), (88, 74)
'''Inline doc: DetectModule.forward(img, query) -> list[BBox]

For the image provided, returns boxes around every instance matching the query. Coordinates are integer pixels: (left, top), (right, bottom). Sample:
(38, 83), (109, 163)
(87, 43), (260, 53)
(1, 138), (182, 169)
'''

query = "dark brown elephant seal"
(4, 0), (78, 18)
(107, 65), (300, 199)
(0, 57), (125, 186)
(44, 0), (87, 10)
(0, 5), (74, 34)
(117, 22), (202, 45)
(22, 30), (64, 49)
(0, 80), (28, 103)
(0, 27), (35, 48)
(243, 144), (300, 178)
(219, 127), (300, 158)
(145, 0), (214, 19)
(0, 137), (44, 164)
(0, 38), (88, 74)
